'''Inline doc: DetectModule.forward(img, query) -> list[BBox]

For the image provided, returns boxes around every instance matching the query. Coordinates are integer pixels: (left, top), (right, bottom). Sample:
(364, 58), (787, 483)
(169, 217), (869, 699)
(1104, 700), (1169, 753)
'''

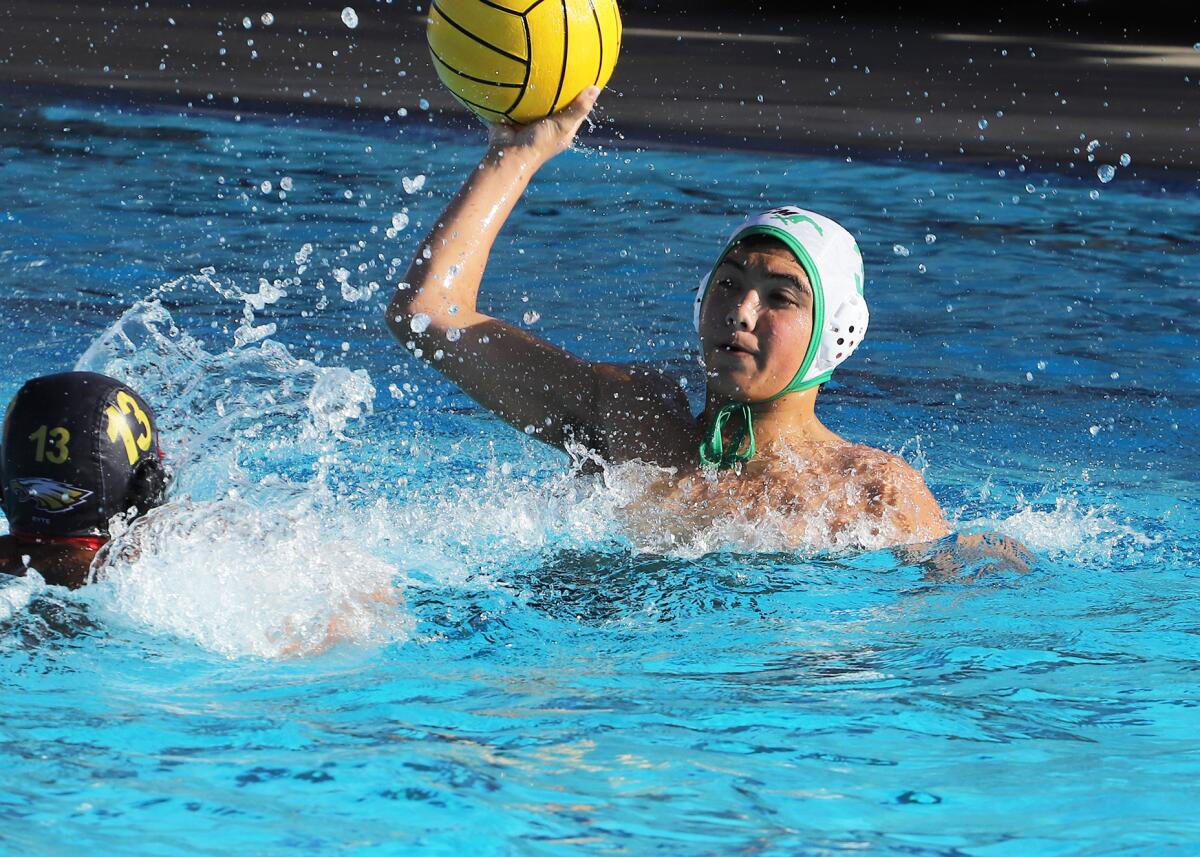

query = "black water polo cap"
(1, 372), (167, 539)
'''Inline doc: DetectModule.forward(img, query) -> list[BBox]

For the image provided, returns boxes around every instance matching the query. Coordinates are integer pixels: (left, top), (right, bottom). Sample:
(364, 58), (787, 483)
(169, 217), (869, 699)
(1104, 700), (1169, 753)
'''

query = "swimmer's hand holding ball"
(486, 86), (601, 167)
(426, 0), (621, 124)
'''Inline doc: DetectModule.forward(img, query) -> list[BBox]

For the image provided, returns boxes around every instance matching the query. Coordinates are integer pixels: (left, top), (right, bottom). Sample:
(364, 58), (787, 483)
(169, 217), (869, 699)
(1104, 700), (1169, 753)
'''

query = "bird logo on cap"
(8, 477), (93, 513)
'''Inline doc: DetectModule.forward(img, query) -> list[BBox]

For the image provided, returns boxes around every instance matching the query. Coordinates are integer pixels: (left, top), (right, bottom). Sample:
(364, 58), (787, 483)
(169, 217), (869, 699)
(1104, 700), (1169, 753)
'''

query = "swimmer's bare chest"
(620, 442), (949, 549)
(645, 445), (875, 521)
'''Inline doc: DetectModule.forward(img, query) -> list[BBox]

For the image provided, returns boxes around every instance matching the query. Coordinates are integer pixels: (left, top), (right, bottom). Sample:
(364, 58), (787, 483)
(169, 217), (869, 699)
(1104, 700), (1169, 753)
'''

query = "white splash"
(0, 571), (45, 625)
(962, 497), (1155, 563)
(91, 500), (409, 659)
(71, 294), (404, 658)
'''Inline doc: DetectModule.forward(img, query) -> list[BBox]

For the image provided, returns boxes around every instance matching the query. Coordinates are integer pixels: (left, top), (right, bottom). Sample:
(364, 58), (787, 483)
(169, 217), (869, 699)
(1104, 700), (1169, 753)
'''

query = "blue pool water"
(1, 93), (1198, 854)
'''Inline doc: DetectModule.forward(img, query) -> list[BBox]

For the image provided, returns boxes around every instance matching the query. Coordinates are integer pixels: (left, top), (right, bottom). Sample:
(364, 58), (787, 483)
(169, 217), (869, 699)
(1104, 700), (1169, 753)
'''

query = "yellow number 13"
(29, 425), (71, 464)
(105, 391), (154, 465)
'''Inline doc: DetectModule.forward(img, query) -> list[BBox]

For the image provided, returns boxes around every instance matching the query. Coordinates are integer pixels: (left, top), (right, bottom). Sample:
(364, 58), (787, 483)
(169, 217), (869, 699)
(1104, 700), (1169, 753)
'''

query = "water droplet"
(279, 176), (293, 191)
(1036, 360), (1047, 370)
(892, 244), (910, 257)
(924, 233), (937, 244)
(1086, 139), (1100, 153)
(1119, 152), (1131, 167)
(522, 310), (541, 325)
(341, 7), (358, 28)
(755, 94), (764, 103)
(1088, 425), (1100, 436)
(977, 118), (988, 130)
(1110, 371), (1120, 380)
(1025, 183), (1035, 193)
(917, 263), (927, 274)
(446, 327), (462, 342)
(1194, 42), (1200, 51)
(402, 175), (426, 194)
(409, 313), (431, 334)
(260, 12), (275, 26)
(913, 116), (922, 124)
(1089, 189), (1100, 200)
(242, 16), (252, 29)
(391, 211), (409, 230)
(418, 98), (430, 110)
(259, 180), (272, 193)
(1097, 164), (1116, 183)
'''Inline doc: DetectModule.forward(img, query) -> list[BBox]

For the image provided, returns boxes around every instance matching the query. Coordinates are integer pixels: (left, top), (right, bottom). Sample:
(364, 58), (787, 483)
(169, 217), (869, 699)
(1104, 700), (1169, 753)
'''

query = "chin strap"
(699, 402), (756, 470)
(700, 371), (831, 470)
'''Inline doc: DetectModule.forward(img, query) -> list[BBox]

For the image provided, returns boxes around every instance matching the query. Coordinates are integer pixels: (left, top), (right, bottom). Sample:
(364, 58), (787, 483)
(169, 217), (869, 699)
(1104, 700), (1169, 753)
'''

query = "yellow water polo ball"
(426, 0), (622, 124)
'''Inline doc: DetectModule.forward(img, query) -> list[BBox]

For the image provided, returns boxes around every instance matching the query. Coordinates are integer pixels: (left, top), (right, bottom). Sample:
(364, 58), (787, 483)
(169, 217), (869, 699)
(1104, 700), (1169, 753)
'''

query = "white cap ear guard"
(694, 206), (868, 394)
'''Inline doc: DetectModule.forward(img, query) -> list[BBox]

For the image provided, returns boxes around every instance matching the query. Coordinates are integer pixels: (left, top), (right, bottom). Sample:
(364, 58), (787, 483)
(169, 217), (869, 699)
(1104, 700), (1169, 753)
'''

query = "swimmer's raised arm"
(386, 88), (691, 461)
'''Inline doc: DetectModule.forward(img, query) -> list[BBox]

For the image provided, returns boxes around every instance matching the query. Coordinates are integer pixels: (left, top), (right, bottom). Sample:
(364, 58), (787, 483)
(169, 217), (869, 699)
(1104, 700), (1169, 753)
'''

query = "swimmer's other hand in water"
(898, 532), (1035, 581)
(484, 86), (601, 168)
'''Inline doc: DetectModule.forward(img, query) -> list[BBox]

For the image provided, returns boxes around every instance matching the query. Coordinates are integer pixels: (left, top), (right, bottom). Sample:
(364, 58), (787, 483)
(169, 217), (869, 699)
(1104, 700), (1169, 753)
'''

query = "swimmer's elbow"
(384, 288), (429, 341)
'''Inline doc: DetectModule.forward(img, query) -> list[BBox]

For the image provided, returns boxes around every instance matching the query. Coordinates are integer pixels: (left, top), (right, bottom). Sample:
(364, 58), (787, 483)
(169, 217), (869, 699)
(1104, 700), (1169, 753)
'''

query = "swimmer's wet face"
(698, 237), (815, 403)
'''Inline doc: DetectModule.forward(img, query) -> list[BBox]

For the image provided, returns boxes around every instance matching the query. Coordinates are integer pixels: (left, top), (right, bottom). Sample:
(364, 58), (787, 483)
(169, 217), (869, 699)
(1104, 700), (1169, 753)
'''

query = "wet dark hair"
(730, 234), (790, 253)
(1, 372), (168, 538)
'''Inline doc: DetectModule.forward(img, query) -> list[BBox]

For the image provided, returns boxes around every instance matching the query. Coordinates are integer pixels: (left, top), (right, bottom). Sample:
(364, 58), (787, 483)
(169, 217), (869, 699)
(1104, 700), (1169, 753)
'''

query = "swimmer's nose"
(726, 292), (759, 329)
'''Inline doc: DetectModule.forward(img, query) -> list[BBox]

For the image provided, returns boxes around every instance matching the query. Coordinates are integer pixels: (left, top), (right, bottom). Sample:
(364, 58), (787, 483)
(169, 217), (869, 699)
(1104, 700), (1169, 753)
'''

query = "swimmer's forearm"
(388, 146), (538, 329)
(387, 88), (599, 335)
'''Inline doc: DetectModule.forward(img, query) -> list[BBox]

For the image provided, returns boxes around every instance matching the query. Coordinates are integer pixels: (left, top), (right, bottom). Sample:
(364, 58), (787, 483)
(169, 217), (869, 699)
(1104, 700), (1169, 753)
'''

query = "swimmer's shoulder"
(837, 444), (950, 541)
(0, 537), (94, 589)
(0, 536), (25, 577)
(592, 362), (696, 466)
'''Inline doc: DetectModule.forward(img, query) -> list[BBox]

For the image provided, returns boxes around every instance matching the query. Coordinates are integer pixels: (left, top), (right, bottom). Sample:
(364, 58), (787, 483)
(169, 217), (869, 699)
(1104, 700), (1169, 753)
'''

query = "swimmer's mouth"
(719, 341), (757, 356)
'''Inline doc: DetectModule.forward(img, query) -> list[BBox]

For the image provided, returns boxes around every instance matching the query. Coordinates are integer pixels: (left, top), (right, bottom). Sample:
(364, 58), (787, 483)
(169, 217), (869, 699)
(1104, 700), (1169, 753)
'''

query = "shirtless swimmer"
(385, 88), (960, 550)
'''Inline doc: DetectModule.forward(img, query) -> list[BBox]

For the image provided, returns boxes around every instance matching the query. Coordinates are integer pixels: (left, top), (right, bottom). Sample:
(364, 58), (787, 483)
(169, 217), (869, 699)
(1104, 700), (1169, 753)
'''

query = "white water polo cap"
(693, 206), (869, 394)
(694, 207), (869, 469)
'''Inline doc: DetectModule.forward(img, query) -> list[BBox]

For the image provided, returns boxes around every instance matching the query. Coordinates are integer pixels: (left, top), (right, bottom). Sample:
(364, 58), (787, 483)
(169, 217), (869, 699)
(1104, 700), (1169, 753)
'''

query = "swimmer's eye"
(770, 291), (799, 306)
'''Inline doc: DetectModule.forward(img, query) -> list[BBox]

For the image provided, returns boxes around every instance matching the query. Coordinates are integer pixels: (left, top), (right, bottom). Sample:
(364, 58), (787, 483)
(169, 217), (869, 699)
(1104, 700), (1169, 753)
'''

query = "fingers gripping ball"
(427, 0), (621, 124)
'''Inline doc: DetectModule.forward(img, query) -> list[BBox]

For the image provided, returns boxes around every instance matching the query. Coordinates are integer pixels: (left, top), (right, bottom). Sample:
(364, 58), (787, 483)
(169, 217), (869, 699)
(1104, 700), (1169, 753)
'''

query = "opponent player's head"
(1, 372), (168, 542)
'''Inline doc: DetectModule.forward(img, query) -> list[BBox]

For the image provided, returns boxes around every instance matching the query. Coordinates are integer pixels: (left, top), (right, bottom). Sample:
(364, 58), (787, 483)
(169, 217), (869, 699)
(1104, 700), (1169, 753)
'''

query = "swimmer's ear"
(127, 457), (170, 516)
